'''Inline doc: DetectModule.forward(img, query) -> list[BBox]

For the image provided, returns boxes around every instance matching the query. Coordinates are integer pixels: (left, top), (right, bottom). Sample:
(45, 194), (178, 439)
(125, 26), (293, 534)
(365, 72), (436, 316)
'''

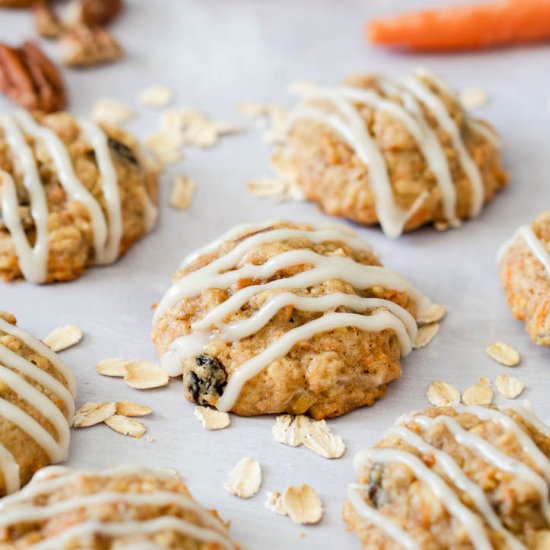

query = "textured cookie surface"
(0, 110), (158, 283)
(344, 405), (550, 549)
(0, 311), (75, 497)
(272, 69), (507, 237)
(498, 210), (550, 347)
(152, 221), (436, 419)
(0, 465), (238, 549)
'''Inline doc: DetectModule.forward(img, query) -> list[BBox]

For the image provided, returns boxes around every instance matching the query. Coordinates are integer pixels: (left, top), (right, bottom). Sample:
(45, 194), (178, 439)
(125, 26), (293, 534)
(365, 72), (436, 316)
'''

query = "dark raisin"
(184, 354), (227, 406)
(367, 463), (385, 508)
(107, 137), (138, 165)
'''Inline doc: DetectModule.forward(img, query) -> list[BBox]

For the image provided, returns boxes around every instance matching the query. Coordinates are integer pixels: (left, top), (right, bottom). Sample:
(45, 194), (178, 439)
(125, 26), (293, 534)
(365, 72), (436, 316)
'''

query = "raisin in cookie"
(0, 311), (75, 497)
(152, 221), (440, 419)
(344, 404), (550, 549)
(0, 465), (239, 549)
(272, 68), (507, 238)
(0, 109), (158, 283)
(498, 210), (550, 347)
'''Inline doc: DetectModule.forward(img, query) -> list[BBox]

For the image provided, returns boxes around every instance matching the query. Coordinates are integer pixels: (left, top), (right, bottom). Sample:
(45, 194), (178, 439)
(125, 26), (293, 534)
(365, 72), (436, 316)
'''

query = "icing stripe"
(400, 76), (484, 217)
(498, 224), (550, 277)
(0, 114), (49, 283)
(78, 118), (123, 264)
(0, 443), (19, 494)
(354, 448), (492, 550)
(29, 518), (235, 550)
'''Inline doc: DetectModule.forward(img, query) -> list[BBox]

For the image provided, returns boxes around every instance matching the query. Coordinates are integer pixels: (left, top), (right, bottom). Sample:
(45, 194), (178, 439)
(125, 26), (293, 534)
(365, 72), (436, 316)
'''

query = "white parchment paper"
(1, 1), (550, 548)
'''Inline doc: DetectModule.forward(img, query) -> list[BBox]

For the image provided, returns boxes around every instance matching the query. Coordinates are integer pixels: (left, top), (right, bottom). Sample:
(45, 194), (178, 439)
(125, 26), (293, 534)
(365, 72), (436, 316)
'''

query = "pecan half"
(60, 25), (123, 67)
(33, 0), (64, 39)
(0, 0), (32, 7)
(0, 41), (66, 112)
(81, 0), (123, 26)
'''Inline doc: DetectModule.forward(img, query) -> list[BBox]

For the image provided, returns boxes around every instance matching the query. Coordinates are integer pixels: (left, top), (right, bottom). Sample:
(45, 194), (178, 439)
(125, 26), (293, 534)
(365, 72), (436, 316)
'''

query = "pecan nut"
(0, 41), (66, 112)
(0, 0), (32, 7)
(81, 0), (123, 26)
(32, 0), (64, 39)
(60, 25), (123, 67)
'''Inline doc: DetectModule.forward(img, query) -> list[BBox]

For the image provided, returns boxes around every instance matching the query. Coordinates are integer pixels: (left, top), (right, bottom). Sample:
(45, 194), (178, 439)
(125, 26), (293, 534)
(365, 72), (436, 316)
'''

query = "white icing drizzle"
(0, 466), (237, 550)
(453, 404), (550, 481)
(288, 71), (489, 237)
(498, 224), (550, 277)
(399, 75), (484, 217)
(354, 448), (493, 549)
(0, 318), (75, 494)
(0, 114), (49, 283)
(0, 110), (155, 282)
(350, 405), (550, 547)
(155, 224), (434, 411)
(347, 483), (421, 550)
(297, 85), (461, 229)
(412, 413), (550, 524)
(386, 425), (525, 550)
(78, 118), (123, 264)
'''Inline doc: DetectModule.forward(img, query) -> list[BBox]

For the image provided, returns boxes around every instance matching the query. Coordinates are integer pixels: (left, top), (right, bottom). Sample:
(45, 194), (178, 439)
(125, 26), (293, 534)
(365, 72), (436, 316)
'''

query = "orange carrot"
(367, 0), (550, 51)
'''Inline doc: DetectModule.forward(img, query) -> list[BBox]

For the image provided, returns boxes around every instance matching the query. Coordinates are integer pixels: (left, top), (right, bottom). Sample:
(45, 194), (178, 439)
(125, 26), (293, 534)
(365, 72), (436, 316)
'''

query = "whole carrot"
(367, 0), (550, 51)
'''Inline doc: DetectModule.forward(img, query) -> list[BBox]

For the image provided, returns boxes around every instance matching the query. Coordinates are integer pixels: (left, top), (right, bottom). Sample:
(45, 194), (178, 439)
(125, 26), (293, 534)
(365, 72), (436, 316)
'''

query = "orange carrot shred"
(367, 0), (550, 51)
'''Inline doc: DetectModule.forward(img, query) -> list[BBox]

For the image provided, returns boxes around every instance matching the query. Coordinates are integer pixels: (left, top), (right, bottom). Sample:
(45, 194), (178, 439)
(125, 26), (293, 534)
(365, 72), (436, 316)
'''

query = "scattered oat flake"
(124, 360), (169, 390)
(273, 415), (308, 448)
(43, 325), (83, 352)
(139, 85), (173, 108)
(460, 88), (488, 110)
(272, 415), (344, 459)
(413, 323), (440, 349)
(73, 401), (116, 428)
(265, 491), (287, 516)
(194, 406), (231, 430)
(417, 304), (446, 325)
(116, 401), (152, 417)
(146, 131), (183, 164)
(91, 98), (134, 124)
(146, 435), (156, 443)
(462, 383), (493, 406)
(247, 178), (288, 198)
(170, 176), (196, 210)
(479, 376), (491, 387)
(282, 484), (323, 525)
(96, 358), (127, 377)
(105, 415), (147, 438)
(236, 101), (269, 118)
(224, 457), (262, 499)
(427, 381), (460, 407)
(496, 374), (525, 399)
(486, 342), (520, 367)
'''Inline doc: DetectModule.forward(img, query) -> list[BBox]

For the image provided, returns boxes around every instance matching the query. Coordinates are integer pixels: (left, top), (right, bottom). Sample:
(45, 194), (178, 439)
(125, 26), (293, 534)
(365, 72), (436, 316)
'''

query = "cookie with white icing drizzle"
(0, 311), (75, 497)
(344, 405), (550, 550)
(0, 465), (239, 549)
(272, 68), (506, 238)
(0, 110), (158, 283)
(498, 210), (550, 347)
(152, 220), (437, 419)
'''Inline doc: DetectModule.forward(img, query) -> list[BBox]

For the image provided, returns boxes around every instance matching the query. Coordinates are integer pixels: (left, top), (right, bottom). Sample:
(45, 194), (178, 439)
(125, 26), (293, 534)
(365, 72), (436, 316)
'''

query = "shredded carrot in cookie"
(366, 0), (550, 51)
